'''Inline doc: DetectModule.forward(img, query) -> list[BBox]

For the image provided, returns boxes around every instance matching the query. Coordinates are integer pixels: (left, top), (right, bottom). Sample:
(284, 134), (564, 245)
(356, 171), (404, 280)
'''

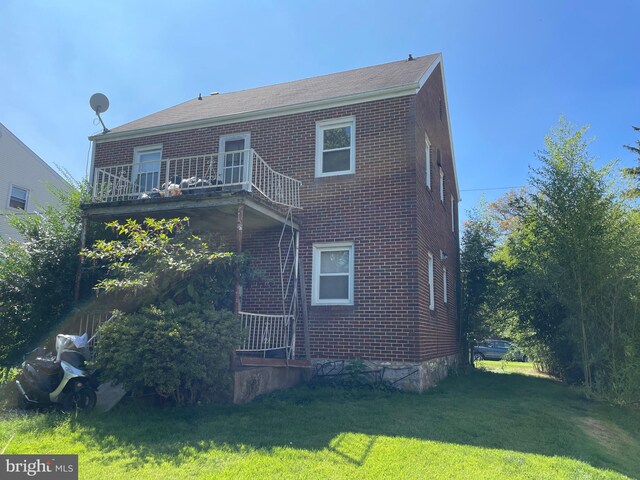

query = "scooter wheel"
(63, 387), (97, 412)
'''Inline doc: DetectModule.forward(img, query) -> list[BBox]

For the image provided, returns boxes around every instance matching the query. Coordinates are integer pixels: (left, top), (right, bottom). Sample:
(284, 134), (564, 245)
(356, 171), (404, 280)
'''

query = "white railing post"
(237, 312), (294, 355)
(92, 169), (99, 201)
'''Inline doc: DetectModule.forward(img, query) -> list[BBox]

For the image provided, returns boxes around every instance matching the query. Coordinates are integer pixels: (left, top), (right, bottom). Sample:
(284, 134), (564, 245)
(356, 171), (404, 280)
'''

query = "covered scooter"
(15, 334), (97, 411)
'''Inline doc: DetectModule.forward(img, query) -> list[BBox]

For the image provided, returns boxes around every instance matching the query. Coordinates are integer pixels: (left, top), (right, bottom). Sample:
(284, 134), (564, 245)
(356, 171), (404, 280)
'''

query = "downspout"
(234, 204), (244, 315)
(74, 217), (87, 302)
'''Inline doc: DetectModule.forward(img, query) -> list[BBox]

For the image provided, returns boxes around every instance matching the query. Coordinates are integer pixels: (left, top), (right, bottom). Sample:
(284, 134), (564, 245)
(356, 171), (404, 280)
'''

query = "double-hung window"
(425, 134), (431, 189)
(439, 167), (445, 203)
(451, 194), (455, 232)
(132, 145), (162, 192)
(443, 267), (448, 304)
(428, 252), (434, 310)
(312, 242), (354, 305)
(8, 185), (28, 210)
(315, 118), (355, 177)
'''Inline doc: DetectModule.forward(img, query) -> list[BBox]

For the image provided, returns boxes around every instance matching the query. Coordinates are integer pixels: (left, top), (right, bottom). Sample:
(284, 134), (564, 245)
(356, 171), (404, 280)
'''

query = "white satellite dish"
(89, 93), (110, 133)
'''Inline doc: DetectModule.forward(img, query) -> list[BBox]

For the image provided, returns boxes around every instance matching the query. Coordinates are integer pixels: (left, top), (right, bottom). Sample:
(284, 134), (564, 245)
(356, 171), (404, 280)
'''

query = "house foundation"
(231, 357), (312, 404)
(313, 354), (459, 392)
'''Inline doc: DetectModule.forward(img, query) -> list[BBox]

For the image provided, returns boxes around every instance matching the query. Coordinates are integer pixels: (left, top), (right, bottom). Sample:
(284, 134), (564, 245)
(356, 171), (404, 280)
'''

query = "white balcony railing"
(92, 149), (301, 209)
(80, 310), (295, 358)
(237, 312), (295, 357)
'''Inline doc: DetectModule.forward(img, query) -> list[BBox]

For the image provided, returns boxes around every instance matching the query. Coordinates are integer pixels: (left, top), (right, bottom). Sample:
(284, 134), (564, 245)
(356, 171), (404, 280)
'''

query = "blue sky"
(1, 0), (638, 225)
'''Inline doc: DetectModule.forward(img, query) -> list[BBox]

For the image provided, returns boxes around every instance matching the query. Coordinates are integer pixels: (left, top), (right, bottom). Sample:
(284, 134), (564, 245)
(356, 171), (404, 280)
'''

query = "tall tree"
(623, 125), (640, 199)
(501, 119), (640, 399)
(460, 201), (498, 362)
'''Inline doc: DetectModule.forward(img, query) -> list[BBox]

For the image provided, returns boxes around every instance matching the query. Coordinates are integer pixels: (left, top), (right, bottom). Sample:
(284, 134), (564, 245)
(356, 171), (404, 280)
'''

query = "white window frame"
(132, 144), (163, 191)
(451, 194), (455, 232)
(315, 117), (356, 177)
(312, 241), (354, 305)
(218, 132), (252, 189)
(8, 184), (29, 211)
(439, 167), (444, 203)
(425, 134), (431, 190)
(428, 252), (434, 310)
(443, 267), (448, 304)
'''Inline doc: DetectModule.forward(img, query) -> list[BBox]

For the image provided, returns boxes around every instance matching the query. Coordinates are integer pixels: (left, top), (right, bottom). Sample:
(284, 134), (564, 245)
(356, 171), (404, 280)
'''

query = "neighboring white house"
(0, 122), (67, 241)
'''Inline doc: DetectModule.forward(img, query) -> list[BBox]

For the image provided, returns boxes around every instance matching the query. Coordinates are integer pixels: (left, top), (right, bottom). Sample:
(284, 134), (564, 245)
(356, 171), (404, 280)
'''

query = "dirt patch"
(578, 417), (634, 454)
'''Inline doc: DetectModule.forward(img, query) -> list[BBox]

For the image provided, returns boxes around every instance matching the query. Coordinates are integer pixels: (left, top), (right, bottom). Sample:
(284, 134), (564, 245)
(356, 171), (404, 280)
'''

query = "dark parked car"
(473, 340), (528, 362)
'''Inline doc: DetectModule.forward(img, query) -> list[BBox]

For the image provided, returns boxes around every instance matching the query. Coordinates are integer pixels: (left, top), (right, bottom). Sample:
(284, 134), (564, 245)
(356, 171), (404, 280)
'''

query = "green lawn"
(475, 359), (554, 377)
(1, 367), (639, 479)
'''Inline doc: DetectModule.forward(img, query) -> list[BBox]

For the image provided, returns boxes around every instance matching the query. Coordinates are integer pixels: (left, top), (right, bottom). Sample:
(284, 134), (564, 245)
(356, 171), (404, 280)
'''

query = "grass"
(475, 359), (554, 377)
(1, 367), (639, 479)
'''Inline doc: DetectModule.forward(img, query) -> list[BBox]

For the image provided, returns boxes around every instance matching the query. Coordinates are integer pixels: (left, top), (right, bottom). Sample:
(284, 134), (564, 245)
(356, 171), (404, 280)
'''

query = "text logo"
(1, 455), (78, 479)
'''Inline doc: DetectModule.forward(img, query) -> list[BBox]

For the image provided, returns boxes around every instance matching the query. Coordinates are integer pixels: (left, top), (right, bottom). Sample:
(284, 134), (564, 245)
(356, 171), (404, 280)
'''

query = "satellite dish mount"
(89, 93), (110, 133)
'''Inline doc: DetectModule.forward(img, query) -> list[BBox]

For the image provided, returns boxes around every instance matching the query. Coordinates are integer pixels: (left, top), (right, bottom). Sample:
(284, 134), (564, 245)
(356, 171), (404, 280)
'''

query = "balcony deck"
(84, 148), (301, 233)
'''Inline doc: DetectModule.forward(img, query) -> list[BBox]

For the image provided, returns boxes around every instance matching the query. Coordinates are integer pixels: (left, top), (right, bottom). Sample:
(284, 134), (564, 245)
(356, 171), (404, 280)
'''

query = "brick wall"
(93, 84), (459, 363)
(413, 64), (460, 361)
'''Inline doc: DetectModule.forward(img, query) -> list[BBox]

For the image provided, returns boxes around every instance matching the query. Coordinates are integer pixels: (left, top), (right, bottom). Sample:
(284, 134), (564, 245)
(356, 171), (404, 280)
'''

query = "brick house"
(84, 53), (460, 392)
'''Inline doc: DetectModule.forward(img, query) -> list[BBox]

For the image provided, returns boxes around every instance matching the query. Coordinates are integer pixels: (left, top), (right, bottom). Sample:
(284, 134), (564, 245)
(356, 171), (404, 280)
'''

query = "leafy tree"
(83, 217), (245, 404)
(495, 119), (640, 401)
(623, 125), (640, 199)
(0, 176), (90, 366)
(82, 217), (239, 310)
(460, 201), (498, 362)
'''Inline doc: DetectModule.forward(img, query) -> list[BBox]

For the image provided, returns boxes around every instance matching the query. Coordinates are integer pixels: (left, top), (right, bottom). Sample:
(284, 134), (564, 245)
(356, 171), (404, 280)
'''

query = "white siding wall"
(0, 123), (67, 241)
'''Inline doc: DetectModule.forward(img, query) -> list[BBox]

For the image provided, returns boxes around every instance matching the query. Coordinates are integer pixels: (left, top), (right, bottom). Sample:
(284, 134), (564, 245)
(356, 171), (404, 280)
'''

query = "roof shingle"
(107, 54), (440, 135)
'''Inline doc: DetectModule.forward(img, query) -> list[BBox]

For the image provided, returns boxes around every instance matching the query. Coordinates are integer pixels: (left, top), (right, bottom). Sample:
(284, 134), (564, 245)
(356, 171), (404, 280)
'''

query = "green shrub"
(0, 176), (95, 366)
(95, 301), (242, 405)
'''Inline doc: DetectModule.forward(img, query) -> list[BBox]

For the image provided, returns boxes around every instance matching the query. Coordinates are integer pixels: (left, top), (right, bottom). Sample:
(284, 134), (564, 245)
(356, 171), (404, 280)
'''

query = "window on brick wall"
(439, 166), (444, 203)
(451, 194), (455, 232)
(443, 267), (448, 304)
(132, 145), (162, 192)
(428, 252), (434, 310)
(312, 242), (354, 305)
(315, 117), (355, 177)
(8, 184), (28, 210)
(425, 134), (431, 189)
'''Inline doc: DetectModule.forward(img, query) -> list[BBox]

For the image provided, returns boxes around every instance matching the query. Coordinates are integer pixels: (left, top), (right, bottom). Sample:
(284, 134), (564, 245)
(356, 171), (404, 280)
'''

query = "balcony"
(91, 149), (301, 210)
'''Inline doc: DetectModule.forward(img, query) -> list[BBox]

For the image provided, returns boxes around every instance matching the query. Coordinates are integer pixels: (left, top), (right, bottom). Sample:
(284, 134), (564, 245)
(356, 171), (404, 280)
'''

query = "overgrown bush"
(0, 176), (94, 366)
(95, 301), (242, 405)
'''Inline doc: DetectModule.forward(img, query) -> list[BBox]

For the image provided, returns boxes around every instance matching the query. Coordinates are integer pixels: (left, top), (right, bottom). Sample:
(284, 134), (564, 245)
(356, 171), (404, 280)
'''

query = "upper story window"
(443, 267), (448, 304)
(8, 185), (28, 210)
(312, 242), (354, 305)
(451, 194), (455, 232)
(439, 166), (445, 203)
(425, 134), (431, 190)
(315, 117), (355, 177)
(132, 145), (162, 192)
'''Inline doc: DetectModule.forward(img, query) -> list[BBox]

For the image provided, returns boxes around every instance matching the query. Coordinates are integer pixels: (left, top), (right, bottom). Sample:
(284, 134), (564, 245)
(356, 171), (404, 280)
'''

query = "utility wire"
(460, 185), (527, 192)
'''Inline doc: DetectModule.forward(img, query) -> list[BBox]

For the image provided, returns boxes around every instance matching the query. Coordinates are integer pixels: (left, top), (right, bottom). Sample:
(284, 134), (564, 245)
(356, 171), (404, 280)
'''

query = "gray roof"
(107, 54), (440, 135)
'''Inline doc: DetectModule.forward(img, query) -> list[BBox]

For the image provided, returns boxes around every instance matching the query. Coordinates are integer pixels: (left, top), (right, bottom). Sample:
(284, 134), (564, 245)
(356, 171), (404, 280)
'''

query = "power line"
(460, 185), (527, 192)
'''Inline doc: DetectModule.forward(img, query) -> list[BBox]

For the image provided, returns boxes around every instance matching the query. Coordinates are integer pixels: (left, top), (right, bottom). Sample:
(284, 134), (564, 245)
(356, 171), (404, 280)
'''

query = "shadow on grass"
(27, 370), (640, 477)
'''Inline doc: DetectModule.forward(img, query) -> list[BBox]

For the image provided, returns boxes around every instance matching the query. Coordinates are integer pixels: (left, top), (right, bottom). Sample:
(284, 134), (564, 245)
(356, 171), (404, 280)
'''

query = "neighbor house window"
(315, 117), (355, 177)
(439, 167), (444, 203)
(312, 242), (354, 305)
(443, 267), (448, 304)
(8, 185), (28, 210)
(425, 134), (431, 189)
(428, 252), (434, 310)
